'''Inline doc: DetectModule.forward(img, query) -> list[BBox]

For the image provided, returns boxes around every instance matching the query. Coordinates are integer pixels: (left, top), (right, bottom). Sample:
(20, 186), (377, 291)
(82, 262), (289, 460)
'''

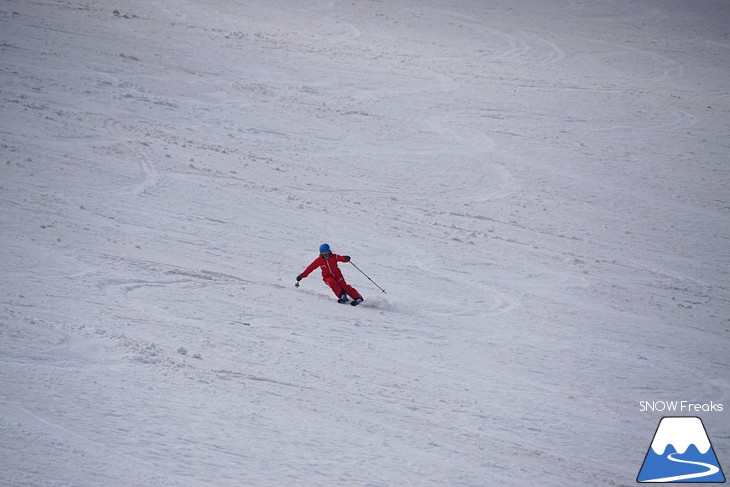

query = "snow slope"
(1, 0), (728, 485)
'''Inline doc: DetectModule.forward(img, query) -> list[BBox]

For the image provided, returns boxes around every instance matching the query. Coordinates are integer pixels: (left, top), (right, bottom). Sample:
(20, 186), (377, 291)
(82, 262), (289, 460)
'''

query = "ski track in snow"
(1, 0), (729, 486)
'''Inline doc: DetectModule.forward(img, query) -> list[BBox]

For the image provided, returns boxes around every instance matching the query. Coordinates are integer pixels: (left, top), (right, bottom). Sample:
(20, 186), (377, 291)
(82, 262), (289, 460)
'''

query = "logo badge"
(637, 416), (725, 483)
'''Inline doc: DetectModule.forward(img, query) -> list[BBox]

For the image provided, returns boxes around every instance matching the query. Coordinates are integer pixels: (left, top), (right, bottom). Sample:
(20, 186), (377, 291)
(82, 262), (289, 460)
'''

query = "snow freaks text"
(639, 401), (724, 413)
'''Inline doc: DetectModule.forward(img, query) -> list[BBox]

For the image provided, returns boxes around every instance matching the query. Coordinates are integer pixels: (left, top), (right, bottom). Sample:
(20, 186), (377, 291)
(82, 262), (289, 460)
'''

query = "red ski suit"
(300, 253), (362, 299)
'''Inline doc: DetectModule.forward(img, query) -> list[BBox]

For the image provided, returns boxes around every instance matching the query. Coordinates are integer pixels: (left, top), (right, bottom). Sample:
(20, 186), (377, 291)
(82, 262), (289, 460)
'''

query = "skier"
(296, 243), (364, 306)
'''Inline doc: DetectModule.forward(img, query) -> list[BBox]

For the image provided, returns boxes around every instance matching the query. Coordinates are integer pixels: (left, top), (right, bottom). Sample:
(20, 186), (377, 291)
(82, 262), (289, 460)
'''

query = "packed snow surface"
(1, 0), (729, 486)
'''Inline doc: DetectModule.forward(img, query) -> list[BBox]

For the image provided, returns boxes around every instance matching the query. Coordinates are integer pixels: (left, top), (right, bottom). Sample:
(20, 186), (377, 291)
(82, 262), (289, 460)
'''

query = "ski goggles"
(320, 250), (332, 258)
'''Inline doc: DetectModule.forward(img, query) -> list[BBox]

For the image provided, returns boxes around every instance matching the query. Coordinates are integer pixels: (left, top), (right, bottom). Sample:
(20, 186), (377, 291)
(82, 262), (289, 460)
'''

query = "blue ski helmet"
(319, 243), (331, 253)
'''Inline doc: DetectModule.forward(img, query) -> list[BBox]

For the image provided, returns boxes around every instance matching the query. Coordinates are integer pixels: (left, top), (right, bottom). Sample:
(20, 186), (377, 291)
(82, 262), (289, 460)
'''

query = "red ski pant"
(324, 277), (362, 299)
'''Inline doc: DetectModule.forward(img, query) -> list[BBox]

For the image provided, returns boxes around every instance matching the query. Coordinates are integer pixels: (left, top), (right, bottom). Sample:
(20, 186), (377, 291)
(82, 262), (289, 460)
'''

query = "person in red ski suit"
(296, 243), (364, 305)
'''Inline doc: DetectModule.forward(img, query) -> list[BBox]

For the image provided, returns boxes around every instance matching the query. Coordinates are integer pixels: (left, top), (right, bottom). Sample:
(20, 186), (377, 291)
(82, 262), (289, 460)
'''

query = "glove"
(343, 255), (351, 262)
(296, 274), (303, 281)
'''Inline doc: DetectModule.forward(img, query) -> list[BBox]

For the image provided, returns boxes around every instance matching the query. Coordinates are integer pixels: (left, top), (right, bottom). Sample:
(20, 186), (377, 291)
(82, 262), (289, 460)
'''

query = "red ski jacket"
(301, 253), (349, 281)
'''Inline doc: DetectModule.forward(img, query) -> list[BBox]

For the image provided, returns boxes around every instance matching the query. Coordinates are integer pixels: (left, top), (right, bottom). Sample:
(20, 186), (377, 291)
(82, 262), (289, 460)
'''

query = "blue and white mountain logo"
(637, 416), (725, 483)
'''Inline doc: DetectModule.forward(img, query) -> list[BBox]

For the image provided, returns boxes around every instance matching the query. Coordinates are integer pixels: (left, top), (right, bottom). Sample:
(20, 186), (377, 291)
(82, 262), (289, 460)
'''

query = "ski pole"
(350, 261), (386, 294)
